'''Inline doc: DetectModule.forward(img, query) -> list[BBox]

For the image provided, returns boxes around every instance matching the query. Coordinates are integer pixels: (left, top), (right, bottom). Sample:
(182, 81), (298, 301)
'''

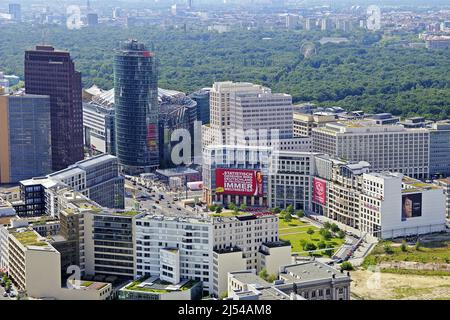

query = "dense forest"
(0, 24), (449, 119)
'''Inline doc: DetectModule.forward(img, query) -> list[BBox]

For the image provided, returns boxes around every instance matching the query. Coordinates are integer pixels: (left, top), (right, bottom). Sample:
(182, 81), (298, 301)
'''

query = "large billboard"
(215, 169), (263, 196)
(313, 177), (327, 205)
(402, 193), (422, 220)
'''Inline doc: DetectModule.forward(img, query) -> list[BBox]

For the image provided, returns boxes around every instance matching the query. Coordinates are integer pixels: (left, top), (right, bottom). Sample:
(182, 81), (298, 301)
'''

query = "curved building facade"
(114, 40), (159, 174)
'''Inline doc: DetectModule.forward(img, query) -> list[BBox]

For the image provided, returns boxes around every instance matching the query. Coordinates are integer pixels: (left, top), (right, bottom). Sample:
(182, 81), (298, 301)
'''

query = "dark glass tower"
(24, 45), (84, 171)
(114, 40), (159, 174)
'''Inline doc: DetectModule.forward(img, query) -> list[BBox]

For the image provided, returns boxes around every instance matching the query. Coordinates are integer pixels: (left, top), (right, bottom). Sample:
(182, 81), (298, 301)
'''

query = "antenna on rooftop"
(41, 25), (49, 46)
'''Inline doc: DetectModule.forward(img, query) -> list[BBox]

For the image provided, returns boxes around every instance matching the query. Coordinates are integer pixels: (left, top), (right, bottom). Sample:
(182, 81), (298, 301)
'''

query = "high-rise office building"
(429, 121), (450, 178)
(207, 81), (269, 146)
(189, 88), (211, 125)
(8, 3), (21, 21)
(25, 45), (84, 171)
(312, 121), (430, 179)
(228, 87), (293, 144)
(0, 93), (52, 183)
(114, 40), (159, 174)
(87, 13), (99, 26)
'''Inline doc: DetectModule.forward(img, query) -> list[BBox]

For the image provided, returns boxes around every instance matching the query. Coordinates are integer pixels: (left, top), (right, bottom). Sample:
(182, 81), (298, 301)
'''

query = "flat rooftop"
(229, 271), (271, 287)
(280, 262), (349, 283)
(122, 277), (198, 294)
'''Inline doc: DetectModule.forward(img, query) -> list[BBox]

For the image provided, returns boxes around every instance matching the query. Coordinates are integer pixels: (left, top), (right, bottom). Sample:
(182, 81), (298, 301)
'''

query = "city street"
(124, 177), (205, 216)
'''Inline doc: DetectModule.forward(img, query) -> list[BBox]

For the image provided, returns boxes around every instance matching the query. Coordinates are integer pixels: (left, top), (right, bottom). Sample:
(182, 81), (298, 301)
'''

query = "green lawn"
(278, 217), (345, 257)
(363, 240), (450, 267)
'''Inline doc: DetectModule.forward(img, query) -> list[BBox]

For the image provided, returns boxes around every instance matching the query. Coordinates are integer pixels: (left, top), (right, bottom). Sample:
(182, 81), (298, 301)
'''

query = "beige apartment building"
(5, 228), (111, 300)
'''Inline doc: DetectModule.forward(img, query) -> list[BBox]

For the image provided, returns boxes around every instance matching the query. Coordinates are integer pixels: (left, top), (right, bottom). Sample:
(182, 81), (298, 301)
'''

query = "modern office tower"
(228, 88), (293, 145)
(83, 89), (116, 155)
(208, 81), (267, 146)
(293, 113), (336, 137)
(429, 121), (450, 178)
(16, 154), (124, 217)
(114, 40), (159, 174)
(312, 120), (430, 179)
(0, 93), (52, 184)
(268, 151), (318, 211)
(25, 45), (84, 171)
(8, 3), (21, 21)
(189, 88), (211, 125)
(87, 13), (99, 26)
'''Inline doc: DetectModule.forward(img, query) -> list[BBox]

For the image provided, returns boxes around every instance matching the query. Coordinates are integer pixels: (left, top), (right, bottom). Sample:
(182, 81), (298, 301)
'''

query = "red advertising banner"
(215, 169), (263, 196)
(313, 177), (327, 205)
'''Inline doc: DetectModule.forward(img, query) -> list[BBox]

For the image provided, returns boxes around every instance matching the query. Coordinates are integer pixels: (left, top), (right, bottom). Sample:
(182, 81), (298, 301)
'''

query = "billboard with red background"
(313, 177), (327, 205)
(215, 169), (263, 196)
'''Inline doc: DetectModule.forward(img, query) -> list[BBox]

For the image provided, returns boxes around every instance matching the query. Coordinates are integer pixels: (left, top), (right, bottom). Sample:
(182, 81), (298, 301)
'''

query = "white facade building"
(312, 121), (430, 179)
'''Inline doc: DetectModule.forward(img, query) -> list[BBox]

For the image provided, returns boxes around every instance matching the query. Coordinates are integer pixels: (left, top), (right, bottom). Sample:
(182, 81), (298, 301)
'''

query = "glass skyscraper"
(25, 45), (84, 171)
(0, 94), (52, 183)
(114, 39), (159, 174)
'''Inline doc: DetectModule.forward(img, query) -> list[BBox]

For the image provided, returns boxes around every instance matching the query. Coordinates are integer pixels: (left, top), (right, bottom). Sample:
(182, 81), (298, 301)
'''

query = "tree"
(259, 268), (268, 280)
(228, 203), (238, 214)
(401, 240), (408, 252)
(239, 203), (247, 212)
(303, 242), (317, 252)
(330, 223), (340, 233)
(415, 240), (422, 251)
(296, 210), (304, 218)
(267, 274), (277, 283)
(286, 205), (294, 215)
(219, 291), (228, 300)
(337, 230), (346, 239)
(5, 279), (11, 292)
(323, 222), (332, 230)
(340, 261), (354, 271)
(324, 248), (334, 257)
(307, 228), (315, 235)
(208, 204), (217, 212)
(271, 207), (281, 214)
(284, 212), (292, 222)
(320, 228), (332, 241)
(383, 243), (394, 254)
(215, 206), (223, 214)
(318, 241), (327, 249)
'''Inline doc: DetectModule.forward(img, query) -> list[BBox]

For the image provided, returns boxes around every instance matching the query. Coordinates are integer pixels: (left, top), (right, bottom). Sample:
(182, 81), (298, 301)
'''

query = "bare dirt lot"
(350, 270), (450, 300)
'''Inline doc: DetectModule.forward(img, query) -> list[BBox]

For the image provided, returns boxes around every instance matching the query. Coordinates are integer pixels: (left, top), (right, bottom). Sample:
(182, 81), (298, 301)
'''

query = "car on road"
(173, 197), (179, 201)
(3, 292), (8, 298)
